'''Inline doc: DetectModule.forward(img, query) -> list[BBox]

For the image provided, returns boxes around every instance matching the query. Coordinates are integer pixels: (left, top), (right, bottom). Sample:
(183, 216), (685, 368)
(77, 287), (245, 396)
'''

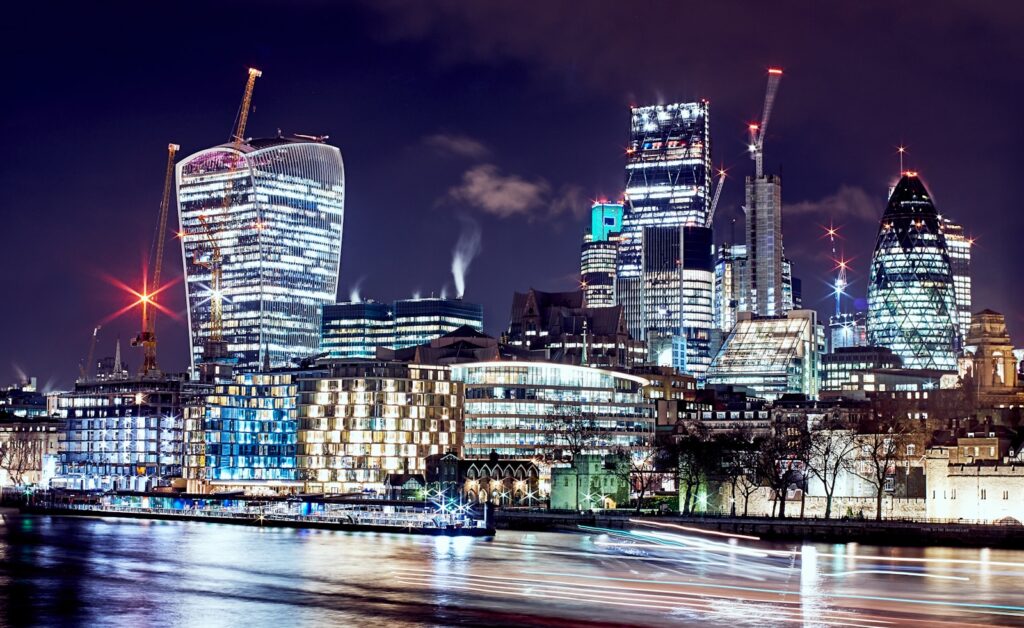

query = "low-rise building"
(926, 429), (1024, 523)
(550, 454), (628, 510)
(821, 346), (902, 392)
(0, 413), (62, 487)
(425, 451), (540, 506)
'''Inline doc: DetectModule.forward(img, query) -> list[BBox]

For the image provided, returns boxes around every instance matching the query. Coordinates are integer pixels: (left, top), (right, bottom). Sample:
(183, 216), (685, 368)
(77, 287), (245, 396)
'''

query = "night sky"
(3, 1), (1023, 390)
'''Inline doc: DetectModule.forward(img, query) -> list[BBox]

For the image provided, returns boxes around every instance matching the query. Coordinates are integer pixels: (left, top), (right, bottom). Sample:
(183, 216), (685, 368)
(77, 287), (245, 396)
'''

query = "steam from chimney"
(348, 276), (366, 303)
(451, 217), (482, 299)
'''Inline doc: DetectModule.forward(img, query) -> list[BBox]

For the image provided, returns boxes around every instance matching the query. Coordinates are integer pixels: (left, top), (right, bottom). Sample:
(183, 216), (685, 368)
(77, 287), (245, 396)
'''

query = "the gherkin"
(867, 174), (959, 371)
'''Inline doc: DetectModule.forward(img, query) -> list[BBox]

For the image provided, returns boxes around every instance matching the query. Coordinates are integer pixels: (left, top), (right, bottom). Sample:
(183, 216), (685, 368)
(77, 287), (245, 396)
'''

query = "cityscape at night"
(4, 1), (1024, 626)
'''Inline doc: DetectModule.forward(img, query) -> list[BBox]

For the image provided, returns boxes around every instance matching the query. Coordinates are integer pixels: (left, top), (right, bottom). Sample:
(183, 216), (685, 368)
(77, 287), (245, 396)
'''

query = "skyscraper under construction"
(177, 136), (345, 371)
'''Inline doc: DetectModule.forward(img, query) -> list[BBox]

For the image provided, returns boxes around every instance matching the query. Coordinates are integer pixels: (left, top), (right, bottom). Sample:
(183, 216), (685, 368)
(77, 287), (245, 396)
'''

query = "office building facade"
(297, 361), (462, 494)
(640, 226), (715, 376)
(177, 136), (345, 371)
(742, 174), (785, 316)
(942, 218), (972, 345)
(820, 346), (902, 392)
(706, 310), (821, 400)
(867, 174), (959, 371)
(56, 376), (200, 491)
(617, 101), (712, 344)
(393, 297), (484, 349)
(184, 371), (307, 492)
(829, 311), (869, 352)
(321, 301), (395, 359)
(580, 202), (624, 308)
(451, 361), (655, 461)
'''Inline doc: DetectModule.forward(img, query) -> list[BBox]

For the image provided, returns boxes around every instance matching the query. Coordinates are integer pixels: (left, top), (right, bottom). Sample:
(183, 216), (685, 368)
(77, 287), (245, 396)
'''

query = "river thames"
(2, 515), (1023, 626)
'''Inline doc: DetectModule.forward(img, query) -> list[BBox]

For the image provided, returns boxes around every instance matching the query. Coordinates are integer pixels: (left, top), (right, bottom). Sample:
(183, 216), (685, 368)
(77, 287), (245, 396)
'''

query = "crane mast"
(133, 143), (179, 375)
(200, 68), (261, 350)
(749, 68), (783, 178)
(705, 168), (727, 228)
(79, 325), (101, 381)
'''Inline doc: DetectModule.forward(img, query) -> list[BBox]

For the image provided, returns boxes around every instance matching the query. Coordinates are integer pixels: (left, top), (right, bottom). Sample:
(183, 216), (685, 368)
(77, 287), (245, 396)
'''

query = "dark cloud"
(423, 133), (490, 159)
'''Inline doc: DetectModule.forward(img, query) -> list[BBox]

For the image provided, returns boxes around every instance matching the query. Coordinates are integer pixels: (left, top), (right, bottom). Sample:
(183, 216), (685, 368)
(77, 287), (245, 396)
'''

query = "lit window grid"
(297, 369), (462, 493)
(868, 216), (958, 371)
(706, 315), (819, 399)
(189, 373), (300, 483)
(57, 381), (190, 487)
(451, 362), (655, 459)
(618, 101), (711, 339)
(177, 143), (345, 371)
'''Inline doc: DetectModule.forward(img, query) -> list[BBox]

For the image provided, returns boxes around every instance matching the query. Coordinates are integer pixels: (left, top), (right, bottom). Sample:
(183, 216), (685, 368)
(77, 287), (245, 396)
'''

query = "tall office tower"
(321, 301), (396, 359)
(617, 101), (711, 342)
(867, 174), (959, 371)
(641, 226), (714, 377)
(177, 136), (345, 371)
(392, 297), (483, 349)
(713, 243), (746, 333)
(742, 173), (785, 316)
(580, 202), (623, 308)
(942, 218), (972, 345)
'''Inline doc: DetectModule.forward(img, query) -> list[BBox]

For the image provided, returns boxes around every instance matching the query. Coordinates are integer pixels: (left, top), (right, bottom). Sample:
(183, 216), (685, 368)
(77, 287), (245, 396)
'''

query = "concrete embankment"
(495, 511), (1024, 548)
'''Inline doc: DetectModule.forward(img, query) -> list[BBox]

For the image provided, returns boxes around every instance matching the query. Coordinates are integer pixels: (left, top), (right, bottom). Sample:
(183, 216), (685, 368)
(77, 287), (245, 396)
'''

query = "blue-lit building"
(616, 101), (713, 364)
(321, 301), (395, 359)
(177, 136), (345, 372)
(581, 202), (623, 308)
(184, 371), (313, 492)
(393, 297), (483, 349)
(867, 174), (959, 371)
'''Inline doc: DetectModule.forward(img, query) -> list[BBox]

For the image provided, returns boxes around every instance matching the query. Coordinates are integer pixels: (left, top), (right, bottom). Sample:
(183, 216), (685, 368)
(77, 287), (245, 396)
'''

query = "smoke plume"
(348, 275), (366, 303)
(451, 217), (482, 298)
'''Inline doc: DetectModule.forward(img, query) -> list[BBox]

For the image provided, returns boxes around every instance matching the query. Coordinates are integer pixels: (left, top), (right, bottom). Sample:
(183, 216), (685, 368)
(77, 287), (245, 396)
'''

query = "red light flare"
(832, 254), (857, 271)
(768, 67), (783, 75)
(820, 223), (843, 240)
(98, 271), (182, 326)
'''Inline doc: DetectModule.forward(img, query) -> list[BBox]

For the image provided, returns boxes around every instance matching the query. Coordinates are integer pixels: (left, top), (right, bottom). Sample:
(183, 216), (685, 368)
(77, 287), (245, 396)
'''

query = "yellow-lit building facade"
(298, 361), (463, 494)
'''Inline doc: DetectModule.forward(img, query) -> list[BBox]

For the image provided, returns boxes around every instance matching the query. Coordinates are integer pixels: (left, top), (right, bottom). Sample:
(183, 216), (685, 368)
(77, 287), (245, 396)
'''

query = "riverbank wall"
(495, 511), (1024, 548)
(17, 507), (495, 537)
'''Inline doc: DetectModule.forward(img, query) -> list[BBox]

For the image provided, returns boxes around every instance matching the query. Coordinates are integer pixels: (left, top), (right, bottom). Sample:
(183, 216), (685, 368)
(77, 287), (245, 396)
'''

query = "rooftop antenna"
(898, 145), (907, 176)
(825, 223), (848, 317)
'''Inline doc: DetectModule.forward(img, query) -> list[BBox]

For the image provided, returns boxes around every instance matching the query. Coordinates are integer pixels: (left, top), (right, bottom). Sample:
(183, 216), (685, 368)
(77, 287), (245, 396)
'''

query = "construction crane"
(748, 67), (783, 178)
(133, 143), (180, 375)
(79, 325), (101, 381)
(196, 214), (224, 343)
(194, 68), (261, 352)
(704, 168), (727, 228)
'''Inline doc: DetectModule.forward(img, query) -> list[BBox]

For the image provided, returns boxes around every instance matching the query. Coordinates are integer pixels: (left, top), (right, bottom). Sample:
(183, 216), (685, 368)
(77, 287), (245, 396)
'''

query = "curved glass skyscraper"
(177, 137), (345, 371)
(867, 174), (958, 371)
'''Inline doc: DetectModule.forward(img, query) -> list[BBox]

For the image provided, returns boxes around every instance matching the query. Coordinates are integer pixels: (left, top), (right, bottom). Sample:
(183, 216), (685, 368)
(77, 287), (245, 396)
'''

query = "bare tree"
(805, 418), (859, 519)
(613, 446), (661, 514)
(0, 430), (38, 487)
(672, 421), (714, 515)
(755, 431), (808, 519)
(854, 420), (911, 521)
(547, 405), (603, 461)
(717, 426), (760, 516)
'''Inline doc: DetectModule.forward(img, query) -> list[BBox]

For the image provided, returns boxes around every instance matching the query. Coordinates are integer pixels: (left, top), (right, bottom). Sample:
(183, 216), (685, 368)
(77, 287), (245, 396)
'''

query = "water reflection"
(3, 515), (1024, 626)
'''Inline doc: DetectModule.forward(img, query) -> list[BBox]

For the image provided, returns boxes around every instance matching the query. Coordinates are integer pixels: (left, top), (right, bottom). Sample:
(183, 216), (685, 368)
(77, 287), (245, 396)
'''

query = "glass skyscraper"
(321, 301), (396, 359)
(867, 174), (959, 371)
(617, 102), (711, 340)
(177, 136), (345, 371)
(580, 202), (623, 308)
(942, 218), (972, 345)
(392, 297), (484, 349)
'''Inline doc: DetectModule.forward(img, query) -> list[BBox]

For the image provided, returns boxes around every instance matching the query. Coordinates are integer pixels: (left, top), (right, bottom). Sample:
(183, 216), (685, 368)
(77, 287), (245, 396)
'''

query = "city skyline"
(3, 1), (1022, 388)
